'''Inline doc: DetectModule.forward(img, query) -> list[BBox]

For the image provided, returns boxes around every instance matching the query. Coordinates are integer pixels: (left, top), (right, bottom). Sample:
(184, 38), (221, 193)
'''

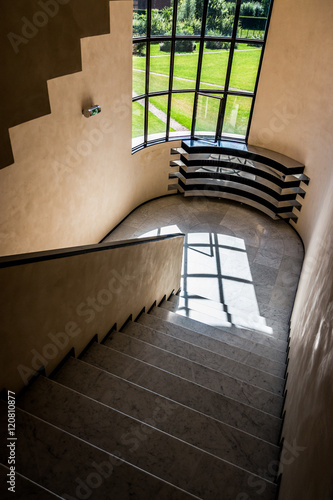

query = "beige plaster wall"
(249, 0), (333, 498)
(0, 0), (175, 257)
(0, 235), (184, 394)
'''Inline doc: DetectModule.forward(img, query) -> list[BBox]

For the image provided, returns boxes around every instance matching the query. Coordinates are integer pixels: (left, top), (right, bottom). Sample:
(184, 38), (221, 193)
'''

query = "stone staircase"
(0, 292), (287, 499)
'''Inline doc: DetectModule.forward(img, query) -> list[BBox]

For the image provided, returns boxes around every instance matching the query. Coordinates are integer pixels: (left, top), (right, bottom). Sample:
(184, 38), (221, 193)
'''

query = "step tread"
(82, 343), (282, 443)
(16, 379), (277, 499)
(138, 312), (287, 365)
(149, 307), (288, 355)
(165, 296), (270, 328)
(53, 357), (279, 480)
(102, 336), (283, 416)
(167, 294), (290, 339)
(124, 319), (285, 378)
(0, 402), (197, 500)
(116, 328), (284, 395)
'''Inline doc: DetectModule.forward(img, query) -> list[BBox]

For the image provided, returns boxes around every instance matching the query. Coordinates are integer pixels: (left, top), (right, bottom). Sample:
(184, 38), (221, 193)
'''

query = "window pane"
(169, 92), (195, 136)
(149, 42), (171, 93)
(133, 0), (147, 37)
(222, 95), (252, 138)
(151, 0), (173, 36)
(148, 95), (169, 139)
(205, 0), (236, 37)
(133, 43), (146, 96)
(229, 44), (262, 92)
(200, 42), (230, 90)
(237, 0), (270, 40)
(132, 99), (145, 146)
(173, 41), (200, 90)
(176, 0), (203, 36)
(195, 94), (222, 138)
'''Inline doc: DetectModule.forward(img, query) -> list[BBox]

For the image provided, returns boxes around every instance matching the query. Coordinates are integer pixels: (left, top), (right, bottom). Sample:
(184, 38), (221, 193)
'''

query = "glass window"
(229, 43), (262, 92)
(149, 42), (171, 93)
(176, 0), (203, 36)
(148, 95), (169, 140)
(205, 0), (236, 37)
(132, 98), (145, 144)
(237, 0), (268, 40)
(195, 94), (222, 138)
(173, 41), (200, 90)
(170, 92), (195, 135)
(133, 42), (146, 97)
(132, 0), (273, 149)
(151, 0), (173, 36)
(133, 0), (147, 38)
(200, 42), (230, 90)
(222, 95), (253, 138)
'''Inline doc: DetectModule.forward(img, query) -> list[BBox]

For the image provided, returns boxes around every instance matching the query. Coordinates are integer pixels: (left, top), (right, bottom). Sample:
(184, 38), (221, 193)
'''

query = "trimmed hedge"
(159, 40), (196, 52)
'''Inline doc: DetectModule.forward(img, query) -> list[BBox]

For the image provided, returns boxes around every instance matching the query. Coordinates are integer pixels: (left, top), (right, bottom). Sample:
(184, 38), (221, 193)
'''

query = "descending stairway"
(0, 292), (287, 499)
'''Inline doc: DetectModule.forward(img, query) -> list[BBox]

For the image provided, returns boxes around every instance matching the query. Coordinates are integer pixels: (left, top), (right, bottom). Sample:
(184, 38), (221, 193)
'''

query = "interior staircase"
(0, 290), (287, 499)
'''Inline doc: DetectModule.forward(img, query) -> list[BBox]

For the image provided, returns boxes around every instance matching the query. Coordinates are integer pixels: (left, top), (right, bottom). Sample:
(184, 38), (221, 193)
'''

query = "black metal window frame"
(132, 0), (274, 153)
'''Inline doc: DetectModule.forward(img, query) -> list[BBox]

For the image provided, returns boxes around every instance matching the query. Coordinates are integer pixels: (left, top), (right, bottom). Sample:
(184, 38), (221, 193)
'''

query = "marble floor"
(104, 195), (304, 340)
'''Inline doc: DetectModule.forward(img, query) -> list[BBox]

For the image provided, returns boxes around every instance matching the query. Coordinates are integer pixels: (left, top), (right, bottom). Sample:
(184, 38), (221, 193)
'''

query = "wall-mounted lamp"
(82, 105), (101, 118)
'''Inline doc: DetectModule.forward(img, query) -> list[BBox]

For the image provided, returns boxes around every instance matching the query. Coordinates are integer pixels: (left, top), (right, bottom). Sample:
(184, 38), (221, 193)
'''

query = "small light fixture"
(82, 105), (101, 118)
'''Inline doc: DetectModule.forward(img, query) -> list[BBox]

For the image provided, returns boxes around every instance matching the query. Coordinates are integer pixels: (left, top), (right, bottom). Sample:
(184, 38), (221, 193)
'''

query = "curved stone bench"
(169, 140), (309, 222)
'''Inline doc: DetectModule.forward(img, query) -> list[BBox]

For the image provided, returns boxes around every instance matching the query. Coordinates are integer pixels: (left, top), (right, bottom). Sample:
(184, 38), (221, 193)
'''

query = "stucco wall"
(249, 0), (333, 498)
(0, 0), (175, 257)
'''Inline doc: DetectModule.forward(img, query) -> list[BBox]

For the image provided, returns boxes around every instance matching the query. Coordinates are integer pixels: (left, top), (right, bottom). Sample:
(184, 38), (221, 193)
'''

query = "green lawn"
(132, 100), (175, 138)
(133, 43), (261, 138)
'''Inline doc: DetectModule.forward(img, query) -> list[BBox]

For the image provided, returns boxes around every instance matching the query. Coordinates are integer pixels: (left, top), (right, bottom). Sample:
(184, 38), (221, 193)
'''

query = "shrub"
(159, 40), (197, 53)
(205, 40), (230, 50)
(240, 2), (265, 17)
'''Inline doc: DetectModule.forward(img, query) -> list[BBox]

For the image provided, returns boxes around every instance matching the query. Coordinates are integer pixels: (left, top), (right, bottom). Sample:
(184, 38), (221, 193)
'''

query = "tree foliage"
(133, 0), (271, 41)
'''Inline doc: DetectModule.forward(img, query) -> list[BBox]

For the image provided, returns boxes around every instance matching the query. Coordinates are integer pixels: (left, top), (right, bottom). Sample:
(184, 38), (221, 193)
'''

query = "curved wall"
(0, 0), (175, 257)
(249, 0), (333, 498)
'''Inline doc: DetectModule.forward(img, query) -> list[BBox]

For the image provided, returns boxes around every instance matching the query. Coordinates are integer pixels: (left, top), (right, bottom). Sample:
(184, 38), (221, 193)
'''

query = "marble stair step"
(163, 296), (269, 328)
(116, 329), (284, 395)
(172, 294), (290, 341)
(150, 307), (288, 356)
(81, 343), (282, 443)
(135, 308), (287, 367)
(156, 304), (288, 351)
(103, 335), (283, 416)
(53, 357), (280, 480)
(0, 401), (198, 500)
(131, 314), (286, 377)
(16, 378), (277, 500)
(0, 463), (63, 499)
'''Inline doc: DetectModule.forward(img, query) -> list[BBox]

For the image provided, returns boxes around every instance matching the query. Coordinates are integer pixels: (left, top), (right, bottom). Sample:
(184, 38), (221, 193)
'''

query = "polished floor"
(104, 195), (304, 340)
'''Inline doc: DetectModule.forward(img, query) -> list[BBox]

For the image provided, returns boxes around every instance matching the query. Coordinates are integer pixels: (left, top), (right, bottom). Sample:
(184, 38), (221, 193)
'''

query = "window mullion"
(144, 0), (152, 145)
(166, 0), (178, 141)
(191, 0), (209, 138)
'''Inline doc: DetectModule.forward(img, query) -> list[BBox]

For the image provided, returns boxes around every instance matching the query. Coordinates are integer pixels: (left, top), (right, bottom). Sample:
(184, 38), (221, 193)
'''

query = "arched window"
(132, 0), (273, 151)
